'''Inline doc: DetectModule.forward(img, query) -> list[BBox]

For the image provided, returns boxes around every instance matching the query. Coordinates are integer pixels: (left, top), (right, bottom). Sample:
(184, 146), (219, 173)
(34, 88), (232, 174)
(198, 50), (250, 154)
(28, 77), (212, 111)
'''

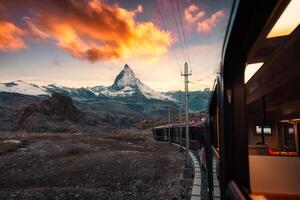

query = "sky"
(0, 0), (232, 92)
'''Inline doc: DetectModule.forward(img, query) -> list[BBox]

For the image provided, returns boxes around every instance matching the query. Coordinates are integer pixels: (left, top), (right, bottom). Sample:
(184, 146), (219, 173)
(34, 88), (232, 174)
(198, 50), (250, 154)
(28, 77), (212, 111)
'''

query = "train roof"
(153, 120), (206, 130)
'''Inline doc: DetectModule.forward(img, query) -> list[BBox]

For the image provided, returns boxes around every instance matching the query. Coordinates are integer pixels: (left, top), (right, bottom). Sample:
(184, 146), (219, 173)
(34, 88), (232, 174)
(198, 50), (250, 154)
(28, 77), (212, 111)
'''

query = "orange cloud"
(197, 10), (225, 34)
(184, 4), (205, 23)
(1, 0), (170, 62)
(0, 21), (26, 52)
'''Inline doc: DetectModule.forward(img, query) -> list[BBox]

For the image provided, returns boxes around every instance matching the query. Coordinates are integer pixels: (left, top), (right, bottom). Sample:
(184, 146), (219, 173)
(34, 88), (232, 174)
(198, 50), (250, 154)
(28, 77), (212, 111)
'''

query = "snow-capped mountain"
(90, 64), (173, 100)
(0, 64), (173, 101)
(111, 64), (139, 91)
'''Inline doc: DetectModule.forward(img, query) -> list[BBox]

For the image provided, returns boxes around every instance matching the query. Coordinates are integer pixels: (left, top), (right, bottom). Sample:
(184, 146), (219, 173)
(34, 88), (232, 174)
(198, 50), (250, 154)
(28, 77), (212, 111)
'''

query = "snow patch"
(0, 80), (48, 96)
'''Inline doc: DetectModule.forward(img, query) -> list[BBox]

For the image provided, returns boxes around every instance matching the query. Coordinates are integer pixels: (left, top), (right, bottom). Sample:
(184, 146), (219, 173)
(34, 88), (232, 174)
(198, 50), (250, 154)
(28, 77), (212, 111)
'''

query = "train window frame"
(283, 124), (296, 149)
(255, 125), (272, 135)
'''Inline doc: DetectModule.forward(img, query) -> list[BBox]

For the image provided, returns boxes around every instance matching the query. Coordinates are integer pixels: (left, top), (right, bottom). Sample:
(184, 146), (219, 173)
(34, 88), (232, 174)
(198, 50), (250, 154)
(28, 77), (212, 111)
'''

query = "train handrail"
(212, 145), (220, 160)
(226, 181), (250, 200)
(210, 145), (221, 199)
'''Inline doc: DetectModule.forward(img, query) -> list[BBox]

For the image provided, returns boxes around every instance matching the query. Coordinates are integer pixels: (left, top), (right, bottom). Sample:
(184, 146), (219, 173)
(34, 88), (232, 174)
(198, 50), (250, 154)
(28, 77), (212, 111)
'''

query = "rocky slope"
(16, 93), (83, 132)
(0, 92), (144, 133)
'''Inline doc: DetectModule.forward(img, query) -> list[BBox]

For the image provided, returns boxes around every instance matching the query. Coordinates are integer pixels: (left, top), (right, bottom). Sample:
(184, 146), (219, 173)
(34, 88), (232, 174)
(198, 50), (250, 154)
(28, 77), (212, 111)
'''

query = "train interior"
(245, 1), (300, 199)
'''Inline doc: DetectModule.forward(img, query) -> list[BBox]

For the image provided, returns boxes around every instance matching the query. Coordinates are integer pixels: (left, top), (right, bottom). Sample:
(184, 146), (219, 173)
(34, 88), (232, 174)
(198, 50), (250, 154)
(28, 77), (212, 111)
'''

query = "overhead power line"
(175, 0), (192, 71)
(189, 81), (210, 87)
(155, 0), (181, 72)
(170, 0), (188, 63)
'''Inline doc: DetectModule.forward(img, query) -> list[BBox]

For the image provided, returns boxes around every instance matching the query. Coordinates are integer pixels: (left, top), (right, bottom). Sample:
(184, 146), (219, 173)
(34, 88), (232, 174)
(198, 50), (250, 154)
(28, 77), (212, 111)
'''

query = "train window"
(283, 124), (296, 150)
(244, 62), (264, 83)
(288, 127), (294, 135)
(190, 127), (197, 139)
(255, 125), (272, 135)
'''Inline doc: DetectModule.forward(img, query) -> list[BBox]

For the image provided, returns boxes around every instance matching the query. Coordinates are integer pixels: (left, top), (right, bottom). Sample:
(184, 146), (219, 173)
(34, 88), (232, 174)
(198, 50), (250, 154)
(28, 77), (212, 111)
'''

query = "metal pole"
(179, 96), (182, 147)
(168, 108), (171, 143)
(261, 96), (266, 145)
(181, 62), (191, 167)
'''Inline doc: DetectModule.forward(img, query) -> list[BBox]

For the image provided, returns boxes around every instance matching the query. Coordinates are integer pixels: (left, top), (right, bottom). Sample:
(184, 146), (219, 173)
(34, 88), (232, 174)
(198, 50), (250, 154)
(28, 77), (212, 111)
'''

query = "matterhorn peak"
(124, 64), (130, 69)
(105, 64), (173, 100)
(110, 64), (137, 91)
(122, 64), (135, 77)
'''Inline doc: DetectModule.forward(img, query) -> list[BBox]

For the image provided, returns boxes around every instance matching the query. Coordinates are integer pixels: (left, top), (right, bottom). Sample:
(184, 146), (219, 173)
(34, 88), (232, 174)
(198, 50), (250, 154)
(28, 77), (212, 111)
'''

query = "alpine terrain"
(0, 64), (210, 132)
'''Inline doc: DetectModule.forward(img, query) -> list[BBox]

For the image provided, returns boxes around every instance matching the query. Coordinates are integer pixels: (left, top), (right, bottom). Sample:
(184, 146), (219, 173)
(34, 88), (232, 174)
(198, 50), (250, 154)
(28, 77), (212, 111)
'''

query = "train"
(152, 122), (206, 149)
(154, 1), (300, 200)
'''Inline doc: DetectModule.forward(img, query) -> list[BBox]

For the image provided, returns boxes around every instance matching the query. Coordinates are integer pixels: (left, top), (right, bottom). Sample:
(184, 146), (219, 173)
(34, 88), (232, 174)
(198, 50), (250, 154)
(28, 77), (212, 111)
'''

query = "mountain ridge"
(0, 64), (176, 101)
(0, 64), (211, 113)
(0, 64), (211, 132)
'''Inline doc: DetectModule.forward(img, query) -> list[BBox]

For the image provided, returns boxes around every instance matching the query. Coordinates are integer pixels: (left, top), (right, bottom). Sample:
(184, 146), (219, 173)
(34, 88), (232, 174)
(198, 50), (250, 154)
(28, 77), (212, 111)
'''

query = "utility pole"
(179, 95), (183, 147)
(181, 62), (191, 167)
(168, 107), (171, 143)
